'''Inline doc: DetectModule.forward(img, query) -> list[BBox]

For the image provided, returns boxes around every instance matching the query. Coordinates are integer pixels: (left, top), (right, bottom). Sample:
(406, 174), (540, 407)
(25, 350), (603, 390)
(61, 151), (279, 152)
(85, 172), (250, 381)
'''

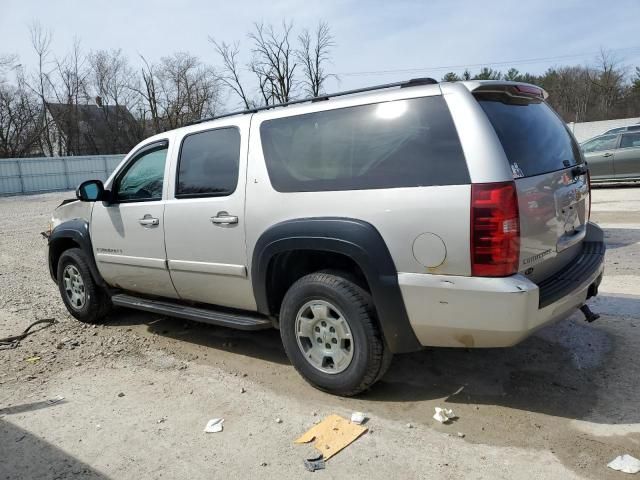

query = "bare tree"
(248, 21), (298, 104)
(209, 39), (252, 109)
(0, 71), (41, 157)
(589, 49), (625, 119)
(297, 21), (335, 97)
(134, 53), (222, 133)
(28, 21), (54, 155)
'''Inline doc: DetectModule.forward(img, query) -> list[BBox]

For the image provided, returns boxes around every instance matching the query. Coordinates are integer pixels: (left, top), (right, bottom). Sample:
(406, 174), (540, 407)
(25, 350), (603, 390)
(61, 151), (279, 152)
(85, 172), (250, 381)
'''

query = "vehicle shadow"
(0, 419), (109, 479)
(106, 308), (290, 365)
(603, 227), (640, 249)
(101, 292), (640, 425)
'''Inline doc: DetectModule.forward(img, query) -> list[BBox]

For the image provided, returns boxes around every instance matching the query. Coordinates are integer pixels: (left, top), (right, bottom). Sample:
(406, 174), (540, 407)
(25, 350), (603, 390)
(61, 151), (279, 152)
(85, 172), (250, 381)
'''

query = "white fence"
(0, 154), (125, 196)
(568, 117), (640, 143)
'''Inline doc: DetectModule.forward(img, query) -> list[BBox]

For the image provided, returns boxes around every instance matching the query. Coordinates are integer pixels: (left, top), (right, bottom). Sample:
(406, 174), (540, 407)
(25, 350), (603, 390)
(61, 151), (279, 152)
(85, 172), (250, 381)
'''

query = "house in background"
(43, 98), (141, 156)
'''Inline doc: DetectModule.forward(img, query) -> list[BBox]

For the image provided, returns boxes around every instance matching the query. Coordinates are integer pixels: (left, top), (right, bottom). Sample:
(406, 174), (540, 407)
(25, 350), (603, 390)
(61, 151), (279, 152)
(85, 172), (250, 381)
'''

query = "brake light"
(514, 85), (544, 98)
(471, 182), (520, 277)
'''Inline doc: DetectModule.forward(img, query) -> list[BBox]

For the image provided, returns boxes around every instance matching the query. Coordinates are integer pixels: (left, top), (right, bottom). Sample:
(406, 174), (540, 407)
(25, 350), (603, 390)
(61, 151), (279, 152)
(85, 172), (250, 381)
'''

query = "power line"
(332, 46), (640, 77)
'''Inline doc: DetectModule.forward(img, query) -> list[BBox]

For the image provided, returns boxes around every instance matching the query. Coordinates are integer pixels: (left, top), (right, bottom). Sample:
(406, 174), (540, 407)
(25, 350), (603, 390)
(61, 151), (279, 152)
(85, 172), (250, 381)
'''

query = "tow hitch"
(580, 304), (600, 323)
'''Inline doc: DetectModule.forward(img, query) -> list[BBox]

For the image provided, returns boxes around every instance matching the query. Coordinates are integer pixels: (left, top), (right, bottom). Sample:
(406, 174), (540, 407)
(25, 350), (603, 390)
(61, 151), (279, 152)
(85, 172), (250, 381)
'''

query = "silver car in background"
(582, 129), (640, 182)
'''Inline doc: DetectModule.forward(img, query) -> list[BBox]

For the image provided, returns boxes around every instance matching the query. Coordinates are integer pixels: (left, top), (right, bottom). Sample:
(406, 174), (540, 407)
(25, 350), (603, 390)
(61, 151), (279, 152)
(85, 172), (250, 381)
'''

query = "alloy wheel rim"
(294, 300), (354, 374)
(62, 264), (86, 310)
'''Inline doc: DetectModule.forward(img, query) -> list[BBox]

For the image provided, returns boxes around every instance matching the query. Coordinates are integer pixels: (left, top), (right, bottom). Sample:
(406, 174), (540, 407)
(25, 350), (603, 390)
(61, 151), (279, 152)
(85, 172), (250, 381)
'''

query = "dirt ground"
(1, 186), (639, 480)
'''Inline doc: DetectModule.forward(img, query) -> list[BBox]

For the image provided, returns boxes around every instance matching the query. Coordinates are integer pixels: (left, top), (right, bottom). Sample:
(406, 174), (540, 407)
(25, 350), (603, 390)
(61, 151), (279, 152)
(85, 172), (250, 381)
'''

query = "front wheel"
(279, 272), (391, 396)
(57, 248), (111, 324)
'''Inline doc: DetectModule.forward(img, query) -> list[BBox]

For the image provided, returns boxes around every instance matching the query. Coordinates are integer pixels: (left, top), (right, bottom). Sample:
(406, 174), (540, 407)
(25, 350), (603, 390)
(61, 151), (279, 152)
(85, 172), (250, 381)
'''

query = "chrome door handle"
(210, 212), (238, 225)
(602, 152), (613, 157)
(139, 216), (159, 226)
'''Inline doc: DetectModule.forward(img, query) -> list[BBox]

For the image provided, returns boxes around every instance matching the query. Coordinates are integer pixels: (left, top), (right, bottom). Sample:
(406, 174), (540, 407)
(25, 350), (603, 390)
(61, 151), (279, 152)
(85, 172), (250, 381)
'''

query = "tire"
(56, 248), (111, 324)
(279, 271), (392, 396)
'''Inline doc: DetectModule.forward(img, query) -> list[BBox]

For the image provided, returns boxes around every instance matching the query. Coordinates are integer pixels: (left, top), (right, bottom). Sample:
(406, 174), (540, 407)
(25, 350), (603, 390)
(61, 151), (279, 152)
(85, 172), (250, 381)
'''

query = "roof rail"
(189, 77), (438, 126)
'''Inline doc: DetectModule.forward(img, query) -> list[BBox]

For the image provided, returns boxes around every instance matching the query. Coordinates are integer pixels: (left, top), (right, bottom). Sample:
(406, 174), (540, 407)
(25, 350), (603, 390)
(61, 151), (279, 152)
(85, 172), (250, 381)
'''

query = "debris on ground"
(607, 454), (640, 474)
(204, 418), (224, 433)
(350, 412), (366, 425)
(406, 423), (413, 429)
(240, 387), (246, 394)
(295, 414), (367, 460)
(0, 318), (57, 350)
(457, 432), (465, 438)
(275, 417), (282, 424)
(303, 454), (326, 472)
(25, 356), (41, 364)
(117, 392), (125, 397)
(433, 407), (457, 424)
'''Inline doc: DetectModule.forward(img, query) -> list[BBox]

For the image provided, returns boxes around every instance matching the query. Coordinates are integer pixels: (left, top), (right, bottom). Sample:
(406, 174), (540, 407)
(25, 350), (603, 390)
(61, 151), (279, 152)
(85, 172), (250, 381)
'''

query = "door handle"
(139, 216), (159, 226)
(210, 212), (238, 225)
(602, 152), (613, 157)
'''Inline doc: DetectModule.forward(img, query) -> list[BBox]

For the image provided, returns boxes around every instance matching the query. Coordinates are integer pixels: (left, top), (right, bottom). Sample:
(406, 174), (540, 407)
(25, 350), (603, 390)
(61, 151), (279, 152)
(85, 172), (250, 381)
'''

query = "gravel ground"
(0, 187), (639, 480)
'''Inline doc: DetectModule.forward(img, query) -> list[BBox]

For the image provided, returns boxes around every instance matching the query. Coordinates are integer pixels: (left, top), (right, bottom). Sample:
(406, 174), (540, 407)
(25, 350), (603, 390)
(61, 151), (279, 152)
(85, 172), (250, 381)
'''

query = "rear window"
(260, 96), (469, 192)
(477, 95), (582, 178)
(176, 127), (240, 198)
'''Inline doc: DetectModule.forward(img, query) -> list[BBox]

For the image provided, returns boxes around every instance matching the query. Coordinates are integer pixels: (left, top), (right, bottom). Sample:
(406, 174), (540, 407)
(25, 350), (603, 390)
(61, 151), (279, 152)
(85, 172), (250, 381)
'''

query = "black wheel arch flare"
(48, 218), (106, 288)
(251, 217), (422, 353)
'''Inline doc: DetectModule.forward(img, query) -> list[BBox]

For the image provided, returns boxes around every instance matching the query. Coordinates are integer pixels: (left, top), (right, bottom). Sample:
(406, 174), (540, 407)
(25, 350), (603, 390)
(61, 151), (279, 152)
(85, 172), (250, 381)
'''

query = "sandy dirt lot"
(1, 187), (639, 479)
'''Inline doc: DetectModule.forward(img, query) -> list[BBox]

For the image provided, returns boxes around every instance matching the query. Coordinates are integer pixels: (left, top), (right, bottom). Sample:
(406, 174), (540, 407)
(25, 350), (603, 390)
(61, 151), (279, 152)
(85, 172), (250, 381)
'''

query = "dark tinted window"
(176, 128), (240, 197)
(260, 96), (468, 192)
(116, 145), (167, 202)
(620, 132), (640, 149)
(477, 95), (582, 178)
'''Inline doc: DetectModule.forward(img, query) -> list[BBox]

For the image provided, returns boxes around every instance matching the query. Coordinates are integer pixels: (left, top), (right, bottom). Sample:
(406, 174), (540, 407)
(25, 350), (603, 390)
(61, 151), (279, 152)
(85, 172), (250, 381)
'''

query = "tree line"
(1, 21), (639, 159)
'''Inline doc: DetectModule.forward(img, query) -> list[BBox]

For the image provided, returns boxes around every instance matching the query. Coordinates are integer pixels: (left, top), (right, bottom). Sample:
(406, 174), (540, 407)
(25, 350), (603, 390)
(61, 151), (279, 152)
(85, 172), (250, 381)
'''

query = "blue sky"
(2, 0), (639, 104)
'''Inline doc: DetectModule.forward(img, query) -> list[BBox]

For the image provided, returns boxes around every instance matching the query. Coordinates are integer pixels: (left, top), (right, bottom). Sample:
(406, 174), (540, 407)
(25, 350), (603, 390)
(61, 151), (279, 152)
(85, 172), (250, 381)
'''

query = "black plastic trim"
(537, 240), (605, 309)
(48, 219), (105, 288)
(251, 217), (422, 353)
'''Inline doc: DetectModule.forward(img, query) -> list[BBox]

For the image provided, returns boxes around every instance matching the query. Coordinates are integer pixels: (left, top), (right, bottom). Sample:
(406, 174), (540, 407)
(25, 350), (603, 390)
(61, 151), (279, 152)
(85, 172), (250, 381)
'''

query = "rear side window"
(477, 95), (582, 178)
(620, 132), (640, 149)
(260, 96), (468, 192)
(176, 127), (240, 198)
(582, 135), (618, 153)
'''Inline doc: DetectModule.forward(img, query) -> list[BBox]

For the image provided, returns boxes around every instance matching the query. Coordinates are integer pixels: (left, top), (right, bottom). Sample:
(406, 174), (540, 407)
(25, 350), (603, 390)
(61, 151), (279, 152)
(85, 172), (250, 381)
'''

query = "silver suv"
(46, 79), (605, 396)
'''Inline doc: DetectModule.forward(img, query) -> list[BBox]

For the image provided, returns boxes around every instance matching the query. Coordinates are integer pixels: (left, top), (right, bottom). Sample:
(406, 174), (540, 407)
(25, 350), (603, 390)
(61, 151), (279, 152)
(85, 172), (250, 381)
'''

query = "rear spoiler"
(462, 81), (549, 100)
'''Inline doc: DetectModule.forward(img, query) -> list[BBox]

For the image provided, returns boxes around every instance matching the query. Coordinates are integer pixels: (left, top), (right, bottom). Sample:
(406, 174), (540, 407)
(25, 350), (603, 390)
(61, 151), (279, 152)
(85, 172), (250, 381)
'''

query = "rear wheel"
(280, 272), (391, 396)
(57, 248), (111, 324)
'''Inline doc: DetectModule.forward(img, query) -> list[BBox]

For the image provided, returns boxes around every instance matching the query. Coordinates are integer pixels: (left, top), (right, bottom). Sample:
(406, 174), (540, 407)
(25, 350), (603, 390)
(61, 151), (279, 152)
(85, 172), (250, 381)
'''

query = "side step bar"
(111, 294), (272, 331)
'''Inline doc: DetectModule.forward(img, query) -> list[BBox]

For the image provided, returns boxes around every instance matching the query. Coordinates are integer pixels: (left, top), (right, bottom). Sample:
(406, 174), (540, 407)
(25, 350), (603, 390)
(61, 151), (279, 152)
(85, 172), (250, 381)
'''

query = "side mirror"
(76, 180), (105, 202)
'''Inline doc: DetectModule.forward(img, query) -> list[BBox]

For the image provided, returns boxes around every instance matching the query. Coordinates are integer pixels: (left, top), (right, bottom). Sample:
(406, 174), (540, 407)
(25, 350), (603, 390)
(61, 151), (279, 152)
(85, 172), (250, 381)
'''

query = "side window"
(582, 135), (618, 153)
(176, 127), (241, 198)
(260, 96), (468, 192)
(620, 132), (640, 149)
(115, 144), (168, 202)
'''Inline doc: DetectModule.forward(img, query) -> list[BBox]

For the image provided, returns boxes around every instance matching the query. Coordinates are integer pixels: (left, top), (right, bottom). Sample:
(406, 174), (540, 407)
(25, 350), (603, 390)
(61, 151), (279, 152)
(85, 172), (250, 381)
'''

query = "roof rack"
(189, 77), (438, 126)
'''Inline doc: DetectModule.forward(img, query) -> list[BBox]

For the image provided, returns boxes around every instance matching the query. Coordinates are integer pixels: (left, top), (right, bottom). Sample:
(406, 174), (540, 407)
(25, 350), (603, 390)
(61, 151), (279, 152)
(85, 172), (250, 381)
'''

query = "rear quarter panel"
(245, 88), (473, 277)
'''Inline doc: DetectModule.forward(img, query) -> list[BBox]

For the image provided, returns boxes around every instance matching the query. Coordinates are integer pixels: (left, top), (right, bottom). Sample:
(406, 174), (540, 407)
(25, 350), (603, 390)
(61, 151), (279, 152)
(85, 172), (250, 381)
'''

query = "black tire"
(56, 248), (111, 324)
(280, 271), (391, 396)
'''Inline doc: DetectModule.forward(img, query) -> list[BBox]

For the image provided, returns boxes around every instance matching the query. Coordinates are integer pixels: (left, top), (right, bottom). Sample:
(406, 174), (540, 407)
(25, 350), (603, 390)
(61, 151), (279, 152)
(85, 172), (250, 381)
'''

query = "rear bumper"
(399, 222), (605, 348)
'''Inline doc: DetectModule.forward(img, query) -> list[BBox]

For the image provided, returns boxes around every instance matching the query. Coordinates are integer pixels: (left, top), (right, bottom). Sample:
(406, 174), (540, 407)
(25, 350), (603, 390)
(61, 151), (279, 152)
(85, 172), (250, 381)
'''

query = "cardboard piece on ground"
(295, 414), (367, 460)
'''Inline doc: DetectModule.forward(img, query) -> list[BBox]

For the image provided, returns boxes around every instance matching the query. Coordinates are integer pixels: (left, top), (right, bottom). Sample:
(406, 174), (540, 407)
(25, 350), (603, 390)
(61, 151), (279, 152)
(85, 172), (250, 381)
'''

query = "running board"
(111, 294), (272, 331)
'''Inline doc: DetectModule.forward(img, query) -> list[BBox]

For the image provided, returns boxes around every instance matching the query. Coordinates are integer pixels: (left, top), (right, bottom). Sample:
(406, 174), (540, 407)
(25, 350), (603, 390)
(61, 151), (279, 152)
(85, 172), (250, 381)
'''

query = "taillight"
(471, 181), (520, 277)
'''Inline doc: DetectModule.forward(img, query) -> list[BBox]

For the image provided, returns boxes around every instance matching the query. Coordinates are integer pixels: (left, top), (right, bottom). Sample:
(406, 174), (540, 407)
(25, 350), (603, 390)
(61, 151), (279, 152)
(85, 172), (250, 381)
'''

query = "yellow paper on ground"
(294, 414), (368, 460)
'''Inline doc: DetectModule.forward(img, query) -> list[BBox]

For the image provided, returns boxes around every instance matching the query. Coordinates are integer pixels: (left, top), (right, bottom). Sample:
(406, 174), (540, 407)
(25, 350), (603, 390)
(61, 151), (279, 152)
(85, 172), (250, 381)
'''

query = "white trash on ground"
(433, 407), (457, 424)
(350, 412), (366, 425)
(607, 454), (640, 474)
(204, 418), (224, 433)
